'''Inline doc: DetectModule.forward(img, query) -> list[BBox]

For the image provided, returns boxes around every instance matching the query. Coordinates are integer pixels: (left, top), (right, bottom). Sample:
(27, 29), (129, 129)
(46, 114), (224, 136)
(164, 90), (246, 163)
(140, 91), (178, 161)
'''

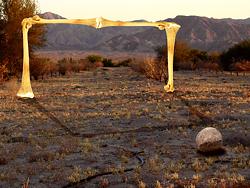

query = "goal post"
(17, 16), (180, 98)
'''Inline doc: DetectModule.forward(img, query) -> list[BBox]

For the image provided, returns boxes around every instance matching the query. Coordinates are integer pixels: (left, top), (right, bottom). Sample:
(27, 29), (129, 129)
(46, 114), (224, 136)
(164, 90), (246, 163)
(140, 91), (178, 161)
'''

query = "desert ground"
(0, 67), (249, 188)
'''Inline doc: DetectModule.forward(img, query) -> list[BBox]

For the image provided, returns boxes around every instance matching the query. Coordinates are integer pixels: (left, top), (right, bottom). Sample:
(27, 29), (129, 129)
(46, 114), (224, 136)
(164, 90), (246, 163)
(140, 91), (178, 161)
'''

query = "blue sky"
(38, 0), (250, 21)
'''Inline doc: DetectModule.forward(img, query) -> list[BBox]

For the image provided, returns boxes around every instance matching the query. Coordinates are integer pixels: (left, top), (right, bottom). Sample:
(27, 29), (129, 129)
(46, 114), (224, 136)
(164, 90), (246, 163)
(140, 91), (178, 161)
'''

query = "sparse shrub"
(147, 155), (163, 173)
(78, 58), (94, 71)
(87, 54), (103, 63)
(102, 58), (114, 67)
(70, 60), (81, 73)
(82, 167), (97, 178)
(117, 58), (133, 67)
(47, 61), (58, 77)
(79, 138), (99, 155)
(58, 58), (71, 76)
(30, 58), (51, 80)
(68, 166), (81, 183)
(79, 138), (94, 154)
(143, 57), (168, 82)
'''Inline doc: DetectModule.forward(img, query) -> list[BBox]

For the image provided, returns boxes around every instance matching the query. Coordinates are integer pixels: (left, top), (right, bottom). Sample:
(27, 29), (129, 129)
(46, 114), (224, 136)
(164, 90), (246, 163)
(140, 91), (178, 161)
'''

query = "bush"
(58, 58), (71, 76)
(47, 62), (58, 77)
(117, 58), (133, 67)
(147, 58), (168, 82)
(30, 58), (51, 80)
(102, 58), (114, 67)
(87, 55), (103, 64)
(220, 39), (250, 70)
(133, 58), (168, 82)
(230, 60), (250, 72)
(70, 59), (81, 73)
(78, 59), (93, 71)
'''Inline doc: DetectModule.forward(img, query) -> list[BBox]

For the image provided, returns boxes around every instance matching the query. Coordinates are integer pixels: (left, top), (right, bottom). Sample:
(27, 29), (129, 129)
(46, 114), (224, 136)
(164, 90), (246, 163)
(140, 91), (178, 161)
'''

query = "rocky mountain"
(39, 12), (250, 52)
(166, 16), (250, 51)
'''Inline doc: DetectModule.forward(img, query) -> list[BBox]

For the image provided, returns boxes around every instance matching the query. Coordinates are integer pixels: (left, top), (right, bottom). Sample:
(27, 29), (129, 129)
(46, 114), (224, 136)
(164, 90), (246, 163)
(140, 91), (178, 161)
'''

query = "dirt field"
(0, 67), (249, 188)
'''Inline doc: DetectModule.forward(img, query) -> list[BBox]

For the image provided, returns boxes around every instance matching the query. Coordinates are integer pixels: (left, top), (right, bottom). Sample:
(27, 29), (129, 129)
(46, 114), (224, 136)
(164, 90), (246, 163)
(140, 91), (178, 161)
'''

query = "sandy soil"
(0, 68), (249, 188)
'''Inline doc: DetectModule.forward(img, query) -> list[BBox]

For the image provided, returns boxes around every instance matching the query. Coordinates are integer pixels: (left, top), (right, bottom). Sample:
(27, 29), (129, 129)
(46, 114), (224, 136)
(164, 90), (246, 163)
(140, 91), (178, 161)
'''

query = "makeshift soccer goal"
(17, 16), (180, 98)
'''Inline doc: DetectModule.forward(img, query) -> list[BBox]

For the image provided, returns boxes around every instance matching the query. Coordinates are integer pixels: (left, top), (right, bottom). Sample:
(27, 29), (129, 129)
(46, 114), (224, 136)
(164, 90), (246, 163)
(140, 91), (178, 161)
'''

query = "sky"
(38, 0), (250, 21)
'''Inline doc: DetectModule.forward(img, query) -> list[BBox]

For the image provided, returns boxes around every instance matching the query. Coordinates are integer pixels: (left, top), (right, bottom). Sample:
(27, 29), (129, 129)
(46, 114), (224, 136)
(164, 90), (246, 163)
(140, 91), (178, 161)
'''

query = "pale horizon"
(38, 0), (250, 21)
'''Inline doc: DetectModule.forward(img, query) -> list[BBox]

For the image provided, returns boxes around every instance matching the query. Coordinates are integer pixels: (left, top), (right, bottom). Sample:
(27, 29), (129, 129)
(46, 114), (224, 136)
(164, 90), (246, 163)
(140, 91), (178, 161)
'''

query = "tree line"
(155, 40), (250, 72)
(27, 56), (131, 80)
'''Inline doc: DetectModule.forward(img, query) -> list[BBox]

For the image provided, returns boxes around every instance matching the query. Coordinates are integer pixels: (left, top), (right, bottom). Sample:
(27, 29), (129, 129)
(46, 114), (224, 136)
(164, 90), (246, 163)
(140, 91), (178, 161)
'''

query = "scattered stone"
(196, 127), (223, 152)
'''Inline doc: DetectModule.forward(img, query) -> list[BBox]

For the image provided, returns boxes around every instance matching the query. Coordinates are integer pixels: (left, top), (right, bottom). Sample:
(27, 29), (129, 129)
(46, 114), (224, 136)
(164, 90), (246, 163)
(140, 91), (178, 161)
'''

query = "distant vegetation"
(136, 40), (249, 82)
(220, 39), (250, 71)
(1, 40), (249, 82)
(23, 55), (134, 80)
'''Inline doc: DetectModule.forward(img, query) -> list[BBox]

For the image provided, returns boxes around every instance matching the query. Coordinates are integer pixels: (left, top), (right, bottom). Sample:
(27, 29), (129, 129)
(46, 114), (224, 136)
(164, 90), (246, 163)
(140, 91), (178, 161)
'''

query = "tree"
(220, 39), (250, 70)
(0, 0), (45, 76)
(87, 55), (103, 64)
(102, 58), (114, 67)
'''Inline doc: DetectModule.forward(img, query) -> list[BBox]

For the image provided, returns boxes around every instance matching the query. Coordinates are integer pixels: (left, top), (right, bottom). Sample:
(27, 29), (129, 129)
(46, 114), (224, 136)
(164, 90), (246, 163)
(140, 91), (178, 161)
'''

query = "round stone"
(196, 127), (223, 152)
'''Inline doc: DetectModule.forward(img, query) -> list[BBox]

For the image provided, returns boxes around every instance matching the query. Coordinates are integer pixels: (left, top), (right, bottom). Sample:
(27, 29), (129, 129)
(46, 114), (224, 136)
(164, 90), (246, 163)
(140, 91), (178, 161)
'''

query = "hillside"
(39, 12), (250, 52)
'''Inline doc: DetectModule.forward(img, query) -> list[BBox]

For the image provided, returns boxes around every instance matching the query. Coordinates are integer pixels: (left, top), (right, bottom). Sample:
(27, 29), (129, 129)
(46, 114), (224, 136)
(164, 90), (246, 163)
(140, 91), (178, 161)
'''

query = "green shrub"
(102, 58), (114, 67)
(87, 55), (103, 63)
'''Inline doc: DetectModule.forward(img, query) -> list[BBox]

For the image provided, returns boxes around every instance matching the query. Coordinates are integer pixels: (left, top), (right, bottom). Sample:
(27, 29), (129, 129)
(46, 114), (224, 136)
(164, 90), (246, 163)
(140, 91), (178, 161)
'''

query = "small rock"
(196, 127), (223, 152)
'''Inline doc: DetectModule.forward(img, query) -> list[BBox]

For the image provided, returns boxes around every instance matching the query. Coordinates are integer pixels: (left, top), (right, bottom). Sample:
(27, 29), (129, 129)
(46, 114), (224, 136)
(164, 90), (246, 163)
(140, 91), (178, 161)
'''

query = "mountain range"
(39, 12), (250, 52)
